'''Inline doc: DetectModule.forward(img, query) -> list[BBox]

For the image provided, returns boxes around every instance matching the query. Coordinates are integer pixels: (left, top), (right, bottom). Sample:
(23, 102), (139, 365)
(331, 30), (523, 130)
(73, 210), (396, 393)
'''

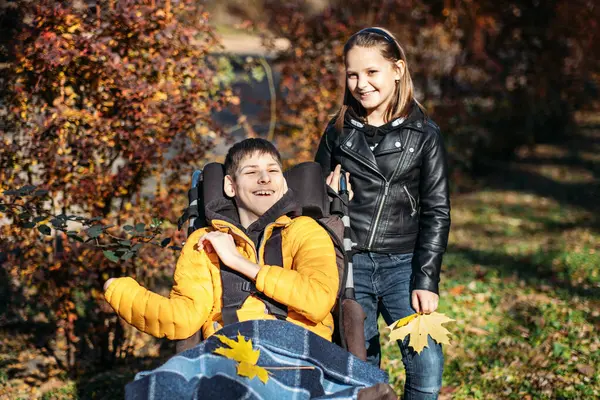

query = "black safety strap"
(188, 186), (200, 203)
(220, 226), (288, 326)
(177, 205), (199, 231)
(220, 261), (255, 325)
(258, 227), (288, 320)
(177, 186), (204, 231)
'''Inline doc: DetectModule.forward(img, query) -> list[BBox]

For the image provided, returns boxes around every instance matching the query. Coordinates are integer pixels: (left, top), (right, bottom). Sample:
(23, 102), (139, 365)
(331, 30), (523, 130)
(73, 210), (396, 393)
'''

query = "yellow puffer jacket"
(104, 215), (339, 341)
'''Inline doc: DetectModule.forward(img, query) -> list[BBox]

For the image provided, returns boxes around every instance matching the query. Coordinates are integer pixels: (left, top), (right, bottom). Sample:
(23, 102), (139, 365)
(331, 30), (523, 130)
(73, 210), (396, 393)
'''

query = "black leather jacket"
(315, 105), (451, 294)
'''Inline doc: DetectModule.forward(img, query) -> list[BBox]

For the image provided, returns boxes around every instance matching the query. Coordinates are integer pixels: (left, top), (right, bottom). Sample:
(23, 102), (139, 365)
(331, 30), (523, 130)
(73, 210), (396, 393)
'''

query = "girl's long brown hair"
(334, 27), (424, 132)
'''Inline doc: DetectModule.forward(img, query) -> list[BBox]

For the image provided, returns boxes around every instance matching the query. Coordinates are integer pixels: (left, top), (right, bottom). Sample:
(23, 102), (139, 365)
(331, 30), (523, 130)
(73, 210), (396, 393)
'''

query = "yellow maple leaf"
(214, 333), (269, 383)
(238, 361), (270, 383)
(214, 333), (260, 364)
(388, 313), (419, 330)
(387, 312), (455, 354)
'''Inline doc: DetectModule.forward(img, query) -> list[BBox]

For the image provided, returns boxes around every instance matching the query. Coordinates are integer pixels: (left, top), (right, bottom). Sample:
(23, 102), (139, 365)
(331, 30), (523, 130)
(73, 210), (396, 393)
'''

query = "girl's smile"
(358, 90), (377, 98)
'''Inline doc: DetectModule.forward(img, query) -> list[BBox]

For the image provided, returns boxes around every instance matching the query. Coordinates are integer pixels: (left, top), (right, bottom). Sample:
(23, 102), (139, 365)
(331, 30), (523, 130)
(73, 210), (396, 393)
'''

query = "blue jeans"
(353, 252), (444, 400)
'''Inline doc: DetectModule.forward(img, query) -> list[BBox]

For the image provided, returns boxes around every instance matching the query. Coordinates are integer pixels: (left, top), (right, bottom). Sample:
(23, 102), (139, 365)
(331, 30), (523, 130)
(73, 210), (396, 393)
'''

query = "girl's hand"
(326, 164), (354, 200)
(411, 290), (439, 314)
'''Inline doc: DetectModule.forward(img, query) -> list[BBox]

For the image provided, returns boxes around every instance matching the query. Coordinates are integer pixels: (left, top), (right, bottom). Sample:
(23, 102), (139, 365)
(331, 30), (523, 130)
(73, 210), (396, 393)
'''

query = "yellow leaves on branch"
(153, 91), (168, 102)
(214, 333), (270, 383)
(387, 312), (455, 354)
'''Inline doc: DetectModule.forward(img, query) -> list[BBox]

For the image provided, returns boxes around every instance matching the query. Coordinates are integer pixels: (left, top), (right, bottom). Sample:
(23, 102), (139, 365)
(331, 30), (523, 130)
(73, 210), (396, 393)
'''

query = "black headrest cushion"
(284, 162), (329, 219)
(201, 162), (226, 205)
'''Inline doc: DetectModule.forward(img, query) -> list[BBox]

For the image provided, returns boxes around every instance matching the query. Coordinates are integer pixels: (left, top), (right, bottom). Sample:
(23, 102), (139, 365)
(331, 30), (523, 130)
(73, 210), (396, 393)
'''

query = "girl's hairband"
(356, 27), (402, 57)
(357, 28), (395, 43)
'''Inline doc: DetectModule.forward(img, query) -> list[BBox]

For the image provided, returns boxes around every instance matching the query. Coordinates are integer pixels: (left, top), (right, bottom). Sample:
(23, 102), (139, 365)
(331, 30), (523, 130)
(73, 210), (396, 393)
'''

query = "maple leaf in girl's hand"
(386, 312), (455, 354)
(214, 332), (270, 383)
(388, 313), (419, 330)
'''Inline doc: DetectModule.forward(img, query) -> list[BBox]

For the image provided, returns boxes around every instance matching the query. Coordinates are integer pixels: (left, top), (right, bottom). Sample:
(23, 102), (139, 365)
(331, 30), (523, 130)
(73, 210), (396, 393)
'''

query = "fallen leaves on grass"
(387, 312), (455, 354)
(575, 364), (595, 377)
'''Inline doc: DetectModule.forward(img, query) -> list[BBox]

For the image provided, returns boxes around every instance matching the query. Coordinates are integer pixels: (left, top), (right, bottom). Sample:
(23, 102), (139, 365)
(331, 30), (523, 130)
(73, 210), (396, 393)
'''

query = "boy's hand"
(326, 164), (354, 200)
(411, 290), (439, 314)
(104, 278), (115, 291)
(197, 231), (238, 264)
(198, 231), (261, 279)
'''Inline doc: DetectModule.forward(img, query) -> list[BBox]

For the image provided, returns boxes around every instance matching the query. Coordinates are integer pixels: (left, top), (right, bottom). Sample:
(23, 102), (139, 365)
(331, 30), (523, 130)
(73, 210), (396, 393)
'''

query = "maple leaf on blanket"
(214, 333), (270, 383)
(386, 312), (455, 354)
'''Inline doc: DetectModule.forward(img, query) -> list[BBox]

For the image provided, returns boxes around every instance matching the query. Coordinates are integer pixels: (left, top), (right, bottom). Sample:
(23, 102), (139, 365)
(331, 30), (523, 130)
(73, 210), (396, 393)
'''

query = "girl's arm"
(412, 123), (451, 295)
(315, 124), (337, 177)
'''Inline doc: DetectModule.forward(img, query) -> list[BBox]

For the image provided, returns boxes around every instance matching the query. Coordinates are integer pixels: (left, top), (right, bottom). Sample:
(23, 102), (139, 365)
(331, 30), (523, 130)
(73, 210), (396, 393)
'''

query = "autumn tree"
(0, 0), (233, 372)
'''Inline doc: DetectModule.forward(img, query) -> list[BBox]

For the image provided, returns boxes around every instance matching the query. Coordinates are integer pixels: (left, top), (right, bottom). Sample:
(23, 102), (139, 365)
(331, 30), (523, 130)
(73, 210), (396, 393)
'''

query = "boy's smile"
(253, 189), (275, 196)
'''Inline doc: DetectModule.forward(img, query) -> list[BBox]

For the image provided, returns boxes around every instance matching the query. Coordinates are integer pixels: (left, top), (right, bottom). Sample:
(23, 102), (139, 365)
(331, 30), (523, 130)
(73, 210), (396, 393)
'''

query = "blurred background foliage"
(224, 0), (599, 170)
(0, 0), (598, 398)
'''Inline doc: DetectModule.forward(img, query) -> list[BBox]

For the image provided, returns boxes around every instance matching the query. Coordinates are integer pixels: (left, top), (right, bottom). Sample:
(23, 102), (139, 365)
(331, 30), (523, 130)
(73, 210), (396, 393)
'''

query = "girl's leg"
(378, 253), (443, 400)
(352, 252), (381, 366)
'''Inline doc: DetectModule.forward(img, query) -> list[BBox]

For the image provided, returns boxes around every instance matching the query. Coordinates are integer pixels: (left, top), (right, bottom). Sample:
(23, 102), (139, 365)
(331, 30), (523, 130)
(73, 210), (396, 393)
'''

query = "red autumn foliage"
(0, 0), (233, 371)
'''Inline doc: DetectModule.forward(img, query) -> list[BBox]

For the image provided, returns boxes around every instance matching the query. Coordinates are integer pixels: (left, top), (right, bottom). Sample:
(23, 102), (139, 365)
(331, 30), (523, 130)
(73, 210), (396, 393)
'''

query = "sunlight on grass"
(379, 189), (599, 399)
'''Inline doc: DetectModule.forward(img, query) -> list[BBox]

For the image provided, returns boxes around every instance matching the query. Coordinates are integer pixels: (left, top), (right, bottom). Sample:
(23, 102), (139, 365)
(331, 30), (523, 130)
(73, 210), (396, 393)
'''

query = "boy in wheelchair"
(103, 138), (396, 399)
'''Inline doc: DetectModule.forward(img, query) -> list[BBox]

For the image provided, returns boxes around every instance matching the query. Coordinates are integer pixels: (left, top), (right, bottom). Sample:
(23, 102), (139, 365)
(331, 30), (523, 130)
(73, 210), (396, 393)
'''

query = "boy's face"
(224, 152), (287, 226)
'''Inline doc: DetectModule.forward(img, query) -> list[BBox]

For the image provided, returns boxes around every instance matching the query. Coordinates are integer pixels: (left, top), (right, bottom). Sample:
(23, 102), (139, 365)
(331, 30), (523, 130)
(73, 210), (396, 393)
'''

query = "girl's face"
(345, 46), (403, 119)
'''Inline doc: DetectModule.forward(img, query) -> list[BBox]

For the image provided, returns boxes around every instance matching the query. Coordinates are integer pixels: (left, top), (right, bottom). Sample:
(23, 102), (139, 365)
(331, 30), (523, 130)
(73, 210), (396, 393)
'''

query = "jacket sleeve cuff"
(104, 276), (135, 300)
(410, 274), (439, 294)
(410, 246), (444, 294)
(103, 277), (145, 325)
(254, 265), (271, 292)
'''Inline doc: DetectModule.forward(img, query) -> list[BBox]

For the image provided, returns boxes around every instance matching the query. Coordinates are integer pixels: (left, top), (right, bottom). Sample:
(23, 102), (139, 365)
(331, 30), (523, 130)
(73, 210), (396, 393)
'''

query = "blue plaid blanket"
(126, 320), (389, 399)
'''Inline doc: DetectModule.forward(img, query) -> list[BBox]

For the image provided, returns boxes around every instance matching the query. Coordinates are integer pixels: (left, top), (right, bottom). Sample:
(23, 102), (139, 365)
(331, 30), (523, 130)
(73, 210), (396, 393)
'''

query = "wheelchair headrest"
(201, 162), (227, 206)
(283, 162), (329, 218)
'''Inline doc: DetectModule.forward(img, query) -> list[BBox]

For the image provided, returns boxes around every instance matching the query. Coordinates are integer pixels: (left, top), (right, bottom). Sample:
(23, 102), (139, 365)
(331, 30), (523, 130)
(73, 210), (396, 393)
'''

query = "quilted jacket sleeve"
(254, 217), (339, 323)
(104, 230), (214, 340)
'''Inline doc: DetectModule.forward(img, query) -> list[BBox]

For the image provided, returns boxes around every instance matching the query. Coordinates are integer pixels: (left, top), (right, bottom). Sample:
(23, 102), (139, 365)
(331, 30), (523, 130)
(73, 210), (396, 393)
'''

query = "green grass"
(381, 189), (600, 399)
(40, 382), (77, 400)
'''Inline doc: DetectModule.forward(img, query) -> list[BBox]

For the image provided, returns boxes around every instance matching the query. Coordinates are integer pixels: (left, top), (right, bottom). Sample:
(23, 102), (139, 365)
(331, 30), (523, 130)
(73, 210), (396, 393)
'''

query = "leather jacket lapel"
(372, 130), (405, 156)
(339, 128), (381, 176)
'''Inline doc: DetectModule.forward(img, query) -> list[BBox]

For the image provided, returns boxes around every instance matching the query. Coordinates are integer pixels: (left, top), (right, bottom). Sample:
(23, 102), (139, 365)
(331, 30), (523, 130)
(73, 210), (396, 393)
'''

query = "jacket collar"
(205, 188), (300, 246)
(343, 102), (426, 135)
(341, 103), (426, 159)
(245, 189), (300, 235)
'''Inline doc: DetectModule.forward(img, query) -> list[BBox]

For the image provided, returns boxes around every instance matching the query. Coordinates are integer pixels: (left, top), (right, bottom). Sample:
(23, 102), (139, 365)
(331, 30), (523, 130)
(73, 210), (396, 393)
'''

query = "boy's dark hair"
(224, 138), (283, 177)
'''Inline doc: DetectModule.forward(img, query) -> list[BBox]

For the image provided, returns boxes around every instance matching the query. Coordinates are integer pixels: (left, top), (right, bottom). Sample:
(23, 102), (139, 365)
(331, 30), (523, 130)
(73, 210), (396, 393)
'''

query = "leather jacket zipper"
(403, 185), (418, 217)
(367, 181), (390, 249)
(339, 130), (397, 250)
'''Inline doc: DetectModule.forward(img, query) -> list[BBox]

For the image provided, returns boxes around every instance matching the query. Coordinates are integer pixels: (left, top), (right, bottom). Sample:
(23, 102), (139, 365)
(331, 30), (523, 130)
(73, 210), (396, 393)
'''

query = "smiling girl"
(315, 27), (451, 399)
